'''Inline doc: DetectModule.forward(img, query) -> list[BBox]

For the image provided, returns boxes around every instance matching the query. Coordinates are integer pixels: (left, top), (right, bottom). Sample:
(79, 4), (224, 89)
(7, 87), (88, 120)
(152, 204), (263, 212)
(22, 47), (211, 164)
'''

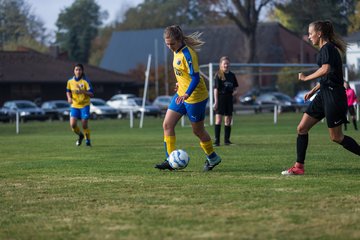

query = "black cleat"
(86, 140), (91, 147)
(155, 160), (173, 170)
(213, 142), (220, 147)
(224, 141), (233, 146)
(203, 155), (222, 172)
(76, 133), (84, 146)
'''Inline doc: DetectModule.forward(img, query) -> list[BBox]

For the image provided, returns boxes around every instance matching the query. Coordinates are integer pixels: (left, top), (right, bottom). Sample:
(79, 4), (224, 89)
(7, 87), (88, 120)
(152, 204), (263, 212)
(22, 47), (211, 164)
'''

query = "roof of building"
(100, 22), (317, 73)
(0, 50), (133, 83)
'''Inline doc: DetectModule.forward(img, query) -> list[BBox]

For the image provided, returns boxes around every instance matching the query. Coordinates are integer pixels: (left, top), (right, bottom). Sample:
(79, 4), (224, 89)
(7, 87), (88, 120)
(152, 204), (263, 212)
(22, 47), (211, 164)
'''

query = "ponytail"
(310, 20), (347, 54)
(164, 25), (205, 52)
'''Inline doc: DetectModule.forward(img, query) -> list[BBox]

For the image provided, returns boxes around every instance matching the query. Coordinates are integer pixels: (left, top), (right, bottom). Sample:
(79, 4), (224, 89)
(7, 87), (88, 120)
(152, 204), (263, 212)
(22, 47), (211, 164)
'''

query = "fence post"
(274, 105), (278, 124)
(129, 110), (133, 128)
(16, 111), (19, 134)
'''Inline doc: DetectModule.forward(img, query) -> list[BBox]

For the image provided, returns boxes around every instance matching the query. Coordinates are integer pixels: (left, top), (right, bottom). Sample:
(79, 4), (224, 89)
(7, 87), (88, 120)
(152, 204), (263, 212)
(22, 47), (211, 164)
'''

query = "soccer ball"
(168, 149), (190, 170)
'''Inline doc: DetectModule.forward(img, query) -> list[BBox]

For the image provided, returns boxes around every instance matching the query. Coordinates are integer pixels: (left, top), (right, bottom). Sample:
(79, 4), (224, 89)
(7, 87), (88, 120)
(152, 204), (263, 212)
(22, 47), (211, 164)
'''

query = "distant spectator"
(213, 56), (238, 146)
(344, 81), (358, 131)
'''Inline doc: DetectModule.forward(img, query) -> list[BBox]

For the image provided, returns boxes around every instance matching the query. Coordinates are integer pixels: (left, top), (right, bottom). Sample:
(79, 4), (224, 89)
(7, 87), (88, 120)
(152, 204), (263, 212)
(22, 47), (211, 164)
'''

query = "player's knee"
(163, 121), (173, 131)
(297, 124), (308, 135)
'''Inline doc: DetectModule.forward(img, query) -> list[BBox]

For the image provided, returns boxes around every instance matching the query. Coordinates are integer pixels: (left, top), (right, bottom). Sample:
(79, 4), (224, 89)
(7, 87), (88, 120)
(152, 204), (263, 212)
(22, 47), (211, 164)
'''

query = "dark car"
(255, 92), (297, 112)
(239, 87), (279, 105)
(0, 107), (12, 122)
(3, 100), (47, 122)
(41, 100), (70, 121)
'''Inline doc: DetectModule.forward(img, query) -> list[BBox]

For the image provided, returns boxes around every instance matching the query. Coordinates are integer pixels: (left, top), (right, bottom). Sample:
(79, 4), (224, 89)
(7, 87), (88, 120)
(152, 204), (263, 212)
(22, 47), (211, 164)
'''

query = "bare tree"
(206, 0), (272, 63)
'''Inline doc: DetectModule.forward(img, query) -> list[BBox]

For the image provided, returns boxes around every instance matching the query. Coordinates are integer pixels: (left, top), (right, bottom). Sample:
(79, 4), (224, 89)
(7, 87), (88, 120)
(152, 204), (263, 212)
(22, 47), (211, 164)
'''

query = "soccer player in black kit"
(213, 56), (238, 146)
(282, 20), (360, 175)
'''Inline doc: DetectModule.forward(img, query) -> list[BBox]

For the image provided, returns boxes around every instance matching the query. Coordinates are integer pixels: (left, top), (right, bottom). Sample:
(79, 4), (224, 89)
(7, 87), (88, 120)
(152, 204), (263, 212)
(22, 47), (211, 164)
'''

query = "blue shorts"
(70, 105), (90, 120)
(168, 94), (208, 122)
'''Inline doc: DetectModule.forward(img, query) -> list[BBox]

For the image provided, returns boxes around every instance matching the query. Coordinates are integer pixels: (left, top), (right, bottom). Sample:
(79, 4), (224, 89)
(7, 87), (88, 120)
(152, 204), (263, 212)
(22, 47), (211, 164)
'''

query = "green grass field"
(0, 113), (359, 240)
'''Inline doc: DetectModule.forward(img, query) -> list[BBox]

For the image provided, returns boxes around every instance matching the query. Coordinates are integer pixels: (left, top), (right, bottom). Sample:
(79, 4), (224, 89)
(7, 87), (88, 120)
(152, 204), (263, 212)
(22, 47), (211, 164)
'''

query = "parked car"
(152, 95), (172, 115)
(109, 97), (160, 118)
(0, 107), (12, 122)
(41, 100), (70, 121)
(2, 100), (47, 122)
(106, 94), (137, 109)
(90, 98), (120, 119)
(255, 92), (297, 112)
(294, 90), (317, 106)
(239, 87), (278, 105)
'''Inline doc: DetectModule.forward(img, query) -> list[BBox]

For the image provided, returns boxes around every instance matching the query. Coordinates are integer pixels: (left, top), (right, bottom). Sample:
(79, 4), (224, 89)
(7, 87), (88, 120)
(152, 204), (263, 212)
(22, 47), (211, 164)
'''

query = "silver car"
(41, 100), (70, 121)
(90, 98), (120, 119)
(152, 95), (172, 115)
(3, 100), (47, 122)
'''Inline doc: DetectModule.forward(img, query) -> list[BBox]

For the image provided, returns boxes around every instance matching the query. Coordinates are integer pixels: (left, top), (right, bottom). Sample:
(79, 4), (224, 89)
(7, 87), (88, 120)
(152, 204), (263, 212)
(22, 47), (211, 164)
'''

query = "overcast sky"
(26, 0), (144, 32)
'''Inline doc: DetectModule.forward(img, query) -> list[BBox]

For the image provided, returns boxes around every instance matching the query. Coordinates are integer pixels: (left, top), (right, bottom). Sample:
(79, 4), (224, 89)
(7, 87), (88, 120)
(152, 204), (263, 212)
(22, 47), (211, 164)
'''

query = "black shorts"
(348, 105), (356, 116)
(305, 86), (348, 128)
(216, 95), (234, 116)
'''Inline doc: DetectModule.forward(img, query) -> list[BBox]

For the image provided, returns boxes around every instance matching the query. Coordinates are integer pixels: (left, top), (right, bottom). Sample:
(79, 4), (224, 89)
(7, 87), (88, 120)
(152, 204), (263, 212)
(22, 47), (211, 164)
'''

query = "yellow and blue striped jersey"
(173, 45), (208, 104)
(66, 76), (93, 108)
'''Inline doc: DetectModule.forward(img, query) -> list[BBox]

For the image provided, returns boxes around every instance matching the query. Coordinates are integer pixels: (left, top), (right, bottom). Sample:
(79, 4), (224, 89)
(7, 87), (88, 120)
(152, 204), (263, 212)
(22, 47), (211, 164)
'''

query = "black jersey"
(317, 42), (344, 88)
(214, 71), (238, 96)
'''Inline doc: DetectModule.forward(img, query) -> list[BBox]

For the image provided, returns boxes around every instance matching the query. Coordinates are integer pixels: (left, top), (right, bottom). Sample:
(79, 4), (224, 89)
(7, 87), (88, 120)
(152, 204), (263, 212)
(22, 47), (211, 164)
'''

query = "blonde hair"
(310, 20), (347, 54)
(217, 56), (230, 81)
(163, 25), (205, 52)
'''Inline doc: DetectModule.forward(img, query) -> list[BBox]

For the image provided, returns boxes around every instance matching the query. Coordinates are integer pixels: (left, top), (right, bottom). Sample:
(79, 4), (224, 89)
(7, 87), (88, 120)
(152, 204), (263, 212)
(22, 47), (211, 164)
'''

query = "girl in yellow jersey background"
(155, 25), (221, 171)
(66, 64), (94, 147)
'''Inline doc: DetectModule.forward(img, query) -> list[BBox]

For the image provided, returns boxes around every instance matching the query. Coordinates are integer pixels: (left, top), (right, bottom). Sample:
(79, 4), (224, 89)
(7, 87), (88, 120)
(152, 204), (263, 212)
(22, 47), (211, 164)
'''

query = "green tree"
(55, 0), (106, 63)
(88, 26), (113, 66)
(276, 67), (311, 96)
(118, 0), (212, 30)
(348, 0), (360, 33)
(270, 0), (355, 36)
(0, 0), (47, 49)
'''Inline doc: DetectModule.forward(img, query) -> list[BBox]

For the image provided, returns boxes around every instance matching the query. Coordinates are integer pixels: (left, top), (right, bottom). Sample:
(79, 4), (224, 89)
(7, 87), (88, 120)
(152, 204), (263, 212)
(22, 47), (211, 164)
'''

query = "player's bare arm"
(298, 64), (330, 81)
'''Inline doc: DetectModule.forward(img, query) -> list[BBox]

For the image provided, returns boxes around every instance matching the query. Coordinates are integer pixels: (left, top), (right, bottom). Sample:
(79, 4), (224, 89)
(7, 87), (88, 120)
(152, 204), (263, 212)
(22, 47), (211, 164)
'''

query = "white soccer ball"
(168, 149), (190, 170)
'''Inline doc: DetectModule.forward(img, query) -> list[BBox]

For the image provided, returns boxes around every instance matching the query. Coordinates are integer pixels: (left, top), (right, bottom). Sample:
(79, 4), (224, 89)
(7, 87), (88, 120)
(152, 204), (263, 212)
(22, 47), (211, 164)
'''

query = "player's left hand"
(176, 94), (189, 104)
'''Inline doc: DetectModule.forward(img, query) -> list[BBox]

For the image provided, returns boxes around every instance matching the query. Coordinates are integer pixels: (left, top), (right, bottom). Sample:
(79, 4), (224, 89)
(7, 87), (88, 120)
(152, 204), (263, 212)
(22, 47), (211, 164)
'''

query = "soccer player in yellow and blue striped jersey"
(155, 25), (221, 171)
(66, 63), (94, 146)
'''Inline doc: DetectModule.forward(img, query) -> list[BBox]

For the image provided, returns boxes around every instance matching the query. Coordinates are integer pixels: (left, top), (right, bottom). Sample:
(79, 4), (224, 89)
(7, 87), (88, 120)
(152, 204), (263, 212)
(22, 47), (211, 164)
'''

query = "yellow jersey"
(66, 76), (93, 108)
(173, 45), (208, 103)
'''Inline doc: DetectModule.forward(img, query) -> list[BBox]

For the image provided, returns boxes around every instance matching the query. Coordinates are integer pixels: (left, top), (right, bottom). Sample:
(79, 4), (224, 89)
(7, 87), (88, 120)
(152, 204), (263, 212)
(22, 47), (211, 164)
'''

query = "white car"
(90, 98), (120, 119)
(109, 97), (161, 118)
(106, 94), (136, 109)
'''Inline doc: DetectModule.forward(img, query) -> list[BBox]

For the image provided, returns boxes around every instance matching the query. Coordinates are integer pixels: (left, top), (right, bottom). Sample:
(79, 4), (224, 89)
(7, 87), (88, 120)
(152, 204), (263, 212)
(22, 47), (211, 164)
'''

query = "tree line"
(1, 0), (359, 66)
